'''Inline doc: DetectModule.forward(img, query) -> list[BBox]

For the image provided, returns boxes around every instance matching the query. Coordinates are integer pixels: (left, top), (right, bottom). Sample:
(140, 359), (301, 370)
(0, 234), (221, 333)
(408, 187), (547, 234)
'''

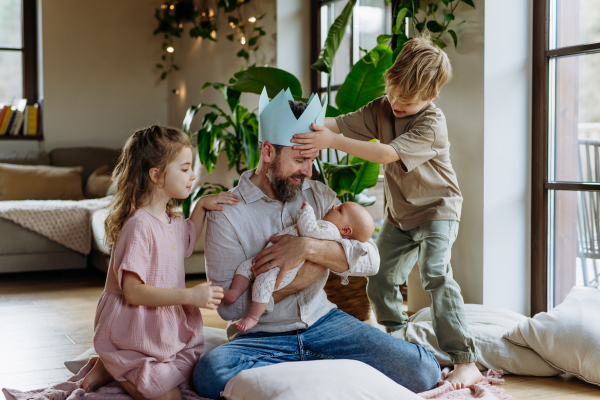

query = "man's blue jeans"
(193, 309), (441, 399)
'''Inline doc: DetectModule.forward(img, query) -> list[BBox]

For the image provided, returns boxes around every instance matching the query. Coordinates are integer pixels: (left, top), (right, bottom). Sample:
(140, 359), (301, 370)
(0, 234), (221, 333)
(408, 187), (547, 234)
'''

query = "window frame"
(0, 0), (38, 105)
(531, 0), (600, 315)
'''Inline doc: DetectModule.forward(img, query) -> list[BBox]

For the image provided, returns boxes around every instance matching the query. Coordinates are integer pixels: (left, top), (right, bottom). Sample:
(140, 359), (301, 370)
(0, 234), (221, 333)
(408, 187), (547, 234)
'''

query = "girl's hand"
(291, 123), (337, 158)
(189, 281), (224, 310)
(198, 192), (240, 212)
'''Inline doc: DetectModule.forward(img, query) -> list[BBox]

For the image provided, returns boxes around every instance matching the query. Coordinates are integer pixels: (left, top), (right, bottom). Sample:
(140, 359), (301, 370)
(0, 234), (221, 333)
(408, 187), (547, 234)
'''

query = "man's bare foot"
(445, 362), (484, 390)
(81, 357), (113, 392)
(235, 315), (259, 332)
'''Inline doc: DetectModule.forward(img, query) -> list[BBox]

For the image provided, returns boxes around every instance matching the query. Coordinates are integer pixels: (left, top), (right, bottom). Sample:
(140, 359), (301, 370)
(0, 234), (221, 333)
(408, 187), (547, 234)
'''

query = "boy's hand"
(291, 123), (337, 158)
(301, 201), (309, 209)
(197, 192), (239, 212)
(189, 281), (224, 310)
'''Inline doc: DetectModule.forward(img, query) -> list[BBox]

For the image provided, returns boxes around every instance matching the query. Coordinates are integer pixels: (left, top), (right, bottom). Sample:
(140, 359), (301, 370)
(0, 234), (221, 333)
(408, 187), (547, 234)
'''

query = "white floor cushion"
(222, 359), (422, 400)
(392, 304), (560, 376)
(64, 326), (228, 374)
(504, 286), (600, 386)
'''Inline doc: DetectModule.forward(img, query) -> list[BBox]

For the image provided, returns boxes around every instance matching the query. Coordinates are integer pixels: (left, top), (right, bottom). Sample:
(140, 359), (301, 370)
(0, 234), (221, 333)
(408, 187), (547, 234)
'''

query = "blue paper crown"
(258, 87), (328, 147)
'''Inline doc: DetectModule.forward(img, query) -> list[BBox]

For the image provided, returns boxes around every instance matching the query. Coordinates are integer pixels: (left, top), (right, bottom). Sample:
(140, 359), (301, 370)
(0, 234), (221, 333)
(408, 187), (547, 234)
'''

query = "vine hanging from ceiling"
(153, 0), (267, 79)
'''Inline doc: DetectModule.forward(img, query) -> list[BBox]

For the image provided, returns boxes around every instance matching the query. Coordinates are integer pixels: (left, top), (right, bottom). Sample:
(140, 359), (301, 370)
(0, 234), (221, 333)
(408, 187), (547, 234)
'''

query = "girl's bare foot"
(445, 362), (484, 390)
(235, 315), (259, 331)
(81, 357), (113, 392)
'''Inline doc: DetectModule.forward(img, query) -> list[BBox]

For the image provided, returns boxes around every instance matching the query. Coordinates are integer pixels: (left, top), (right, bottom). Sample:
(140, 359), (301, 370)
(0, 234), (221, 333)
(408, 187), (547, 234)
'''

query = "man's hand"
(272, 261), (328, 303)
(291, 123), (338, 159)
(252, 235), (311, 290)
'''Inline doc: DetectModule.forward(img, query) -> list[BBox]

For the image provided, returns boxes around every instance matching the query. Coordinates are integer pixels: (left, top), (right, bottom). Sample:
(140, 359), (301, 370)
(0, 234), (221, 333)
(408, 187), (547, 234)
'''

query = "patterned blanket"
(0, 196), (113, 254)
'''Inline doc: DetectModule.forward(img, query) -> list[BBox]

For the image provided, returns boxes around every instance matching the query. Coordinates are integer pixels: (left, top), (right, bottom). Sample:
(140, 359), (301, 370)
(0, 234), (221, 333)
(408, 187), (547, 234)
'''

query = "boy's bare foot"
(445, 362), (484, 390)
(81, 357), (113, 392)
(235, 315), (259, 332)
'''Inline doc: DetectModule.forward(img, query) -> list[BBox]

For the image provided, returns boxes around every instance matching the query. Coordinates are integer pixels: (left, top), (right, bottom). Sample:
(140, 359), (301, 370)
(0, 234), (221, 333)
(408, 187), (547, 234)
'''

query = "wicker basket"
(324, 273), (371, 321)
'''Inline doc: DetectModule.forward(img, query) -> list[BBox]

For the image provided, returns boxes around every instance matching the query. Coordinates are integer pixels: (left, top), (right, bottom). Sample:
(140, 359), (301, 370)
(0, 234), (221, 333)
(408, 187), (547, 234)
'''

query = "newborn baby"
(223, 201), (375, 332)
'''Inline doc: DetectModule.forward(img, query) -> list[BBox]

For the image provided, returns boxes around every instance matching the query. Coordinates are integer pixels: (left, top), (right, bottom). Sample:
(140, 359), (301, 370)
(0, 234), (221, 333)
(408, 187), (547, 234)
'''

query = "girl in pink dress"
(81, 125), (239, 400)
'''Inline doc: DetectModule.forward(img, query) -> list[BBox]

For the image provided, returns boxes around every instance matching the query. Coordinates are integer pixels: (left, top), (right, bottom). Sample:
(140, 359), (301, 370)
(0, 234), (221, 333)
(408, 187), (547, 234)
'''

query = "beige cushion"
(64, 326), (229, 374)
(84, 165), (112, 199)
(0, 163), (84, 201)
(393, 304), (560, 376)
(504, 286), (600, 386)
(222, 359), (422, 400)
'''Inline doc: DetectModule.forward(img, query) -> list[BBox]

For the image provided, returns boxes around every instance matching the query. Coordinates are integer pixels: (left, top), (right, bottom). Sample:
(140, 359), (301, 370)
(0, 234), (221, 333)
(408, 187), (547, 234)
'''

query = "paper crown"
(258, 87), (328, 147)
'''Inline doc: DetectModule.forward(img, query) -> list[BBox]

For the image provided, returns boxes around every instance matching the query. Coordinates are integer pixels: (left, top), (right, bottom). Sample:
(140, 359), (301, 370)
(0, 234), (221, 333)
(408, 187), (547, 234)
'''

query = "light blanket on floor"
(3, 363), (514, 400)
(2, 359), (209, 400)
(0, 196), (113, 255)
(419, 368), (514, 400)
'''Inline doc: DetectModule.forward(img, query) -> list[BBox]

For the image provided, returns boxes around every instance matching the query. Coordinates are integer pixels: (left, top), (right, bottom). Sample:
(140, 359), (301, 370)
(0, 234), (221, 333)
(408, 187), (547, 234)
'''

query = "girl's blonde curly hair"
(104, 125), (192, 246)
(384, 34), (453, 104)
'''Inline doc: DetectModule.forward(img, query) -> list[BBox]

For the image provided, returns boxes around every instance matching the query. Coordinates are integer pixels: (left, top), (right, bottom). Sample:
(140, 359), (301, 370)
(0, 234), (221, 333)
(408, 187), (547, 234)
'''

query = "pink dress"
(93, 208), (203, 399)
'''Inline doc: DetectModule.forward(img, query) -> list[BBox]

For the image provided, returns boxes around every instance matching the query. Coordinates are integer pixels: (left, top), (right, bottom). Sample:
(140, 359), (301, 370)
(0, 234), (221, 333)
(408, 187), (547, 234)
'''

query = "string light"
(161, 4), (168, 9)
(167, 46), (174, 53)
(248, 16), (256, 23)
(210, 30), (217, 39)
(169, 4), (174, 9)
(240, 37), (246, 45)
(229, 22), (236, 28)
(178, 23), (183, 28)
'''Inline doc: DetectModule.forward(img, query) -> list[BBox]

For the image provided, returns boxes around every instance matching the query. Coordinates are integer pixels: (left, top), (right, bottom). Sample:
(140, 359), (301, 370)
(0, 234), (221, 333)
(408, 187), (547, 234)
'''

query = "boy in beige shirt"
(291, 36), (482, 389)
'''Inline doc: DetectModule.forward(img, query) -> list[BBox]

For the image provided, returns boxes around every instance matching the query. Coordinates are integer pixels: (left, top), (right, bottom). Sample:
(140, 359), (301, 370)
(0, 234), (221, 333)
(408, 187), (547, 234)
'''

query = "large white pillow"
(392, 304), (559, 376)
(64, 326), (228, 374)
(504, 286), (600, 386)
(222, 360), (422, 400)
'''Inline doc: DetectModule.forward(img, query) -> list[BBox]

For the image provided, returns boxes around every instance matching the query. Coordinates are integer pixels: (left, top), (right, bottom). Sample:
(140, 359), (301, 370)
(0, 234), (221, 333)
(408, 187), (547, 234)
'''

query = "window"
(311, 0), (391, 104)
(0, 0), (38, 105)
(532, 0), (600, 314)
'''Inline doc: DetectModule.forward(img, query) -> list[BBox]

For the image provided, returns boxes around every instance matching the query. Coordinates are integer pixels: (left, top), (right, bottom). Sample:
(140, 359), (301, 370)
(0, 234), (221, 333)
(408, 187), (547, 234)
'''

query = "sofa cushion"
(0, 150), (49, 166)
(84, 165), (113, 199)
(0, 163), (85, 201)
(49, 147), (120, 187)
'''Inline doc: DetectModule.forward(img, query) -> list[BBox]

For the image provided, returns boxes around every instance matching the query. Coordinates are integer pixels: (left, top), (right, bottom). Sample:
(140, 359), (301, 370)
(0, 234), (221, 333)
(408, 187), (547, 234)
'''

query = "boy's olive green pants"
(367, 220), (477, 364)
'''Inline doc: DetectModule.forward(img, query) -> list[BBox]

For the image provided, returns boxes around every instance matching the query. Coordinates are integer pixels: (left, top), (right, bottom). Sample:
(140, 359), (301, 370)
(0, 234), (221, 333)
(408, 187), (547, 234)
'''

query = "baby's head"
(323, 202), (375, 242)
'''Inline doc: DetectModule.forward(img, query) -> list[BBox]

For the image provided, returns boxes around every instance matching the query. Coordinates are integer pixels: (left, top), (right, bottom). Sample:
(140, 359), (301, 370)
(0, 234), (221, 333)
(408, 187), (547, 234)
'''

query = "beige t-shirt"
(336, 96), (462, 231)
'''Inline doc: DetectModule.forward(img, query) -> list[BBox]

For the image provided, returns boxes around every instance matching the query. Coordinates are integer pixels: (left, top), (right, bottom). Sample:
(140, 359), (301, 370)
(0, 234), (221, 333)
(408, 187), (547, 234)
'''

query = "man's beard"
(267, 154), (305, 202)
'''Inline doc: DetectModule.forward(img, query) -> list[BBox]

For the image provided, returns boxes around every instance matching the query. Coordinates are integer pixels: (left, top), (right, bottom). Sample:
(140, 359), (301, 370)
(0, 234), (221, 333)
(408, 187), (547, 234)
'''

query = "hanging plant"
(153, 0), (267, 80)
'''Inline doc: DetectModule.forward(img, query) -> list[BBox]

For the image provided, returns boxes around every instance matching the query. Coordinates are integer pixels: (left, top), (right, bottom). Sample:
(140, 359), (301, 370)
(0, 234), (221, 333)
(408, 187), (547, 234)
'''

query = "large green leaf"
(197, 112), (222, 174)
(201, 82), (242, 113)
(311, 0), (357, 74)
(323, 162), (360, 196)
(349, 155), (380, 195)
(335, 45), (393, 114)
(241, 113), (259, 169)
(230, 67), (303, 98)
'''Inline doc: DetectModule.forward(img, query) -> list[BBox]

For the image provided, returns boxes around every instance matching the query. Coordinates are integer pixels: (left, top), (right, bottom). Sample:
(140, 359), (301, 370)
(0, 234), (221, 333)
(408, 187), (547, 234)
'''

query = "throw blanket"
(0, 197), (113, 255)
(3, 362), (514, 400)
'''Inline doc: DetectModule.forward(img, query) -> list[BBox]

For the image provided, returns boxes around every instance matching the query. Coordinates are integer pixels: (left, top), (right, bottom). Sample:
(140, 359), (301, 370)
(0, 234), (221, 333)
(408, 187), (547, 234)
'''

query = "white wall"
(436, 1), (532, 315)
(482, 1), (532, 314)
(1, 0), (169, 153)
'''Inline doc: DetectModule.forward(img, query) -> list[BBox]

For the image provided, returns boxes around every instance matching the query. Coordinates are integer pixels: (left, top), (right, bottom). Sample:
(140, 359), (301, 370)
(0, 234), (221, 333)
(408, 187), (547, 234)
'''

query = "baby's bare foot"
(445, 362), (483, 390)
(235, 315), (259, 332)
(81, 357), (113, 392)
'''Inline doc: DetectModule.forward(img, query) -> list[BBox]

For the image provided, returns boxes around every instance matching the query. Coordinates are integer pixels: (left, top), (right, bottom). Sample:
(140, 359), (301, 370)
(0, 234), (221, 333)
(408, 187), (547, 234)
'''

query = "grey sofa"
(0, 147), (120, 273)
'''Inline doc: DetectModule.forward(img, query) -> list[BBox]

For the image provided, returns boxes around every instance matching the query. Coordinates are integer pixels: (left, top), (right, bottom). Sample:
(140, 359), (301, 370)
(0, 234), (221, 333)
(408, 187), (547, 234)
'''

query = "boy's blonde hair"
(384, 35), (452, 104)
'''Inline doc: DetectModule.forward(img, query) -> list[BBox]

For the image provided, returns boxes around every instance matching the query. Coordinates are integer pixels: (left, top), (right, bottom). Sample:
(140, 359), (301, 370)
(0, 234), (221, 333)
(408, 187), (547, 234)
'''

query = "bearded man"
(193, 100), (441, 399)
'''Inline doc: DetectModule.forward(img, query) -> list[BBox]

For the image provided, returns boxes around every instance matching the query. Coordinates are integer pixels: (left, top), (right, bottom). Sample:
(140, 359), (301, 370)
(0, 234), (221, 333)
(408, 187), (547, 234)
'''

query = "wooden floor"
(0, 268), (599, 400)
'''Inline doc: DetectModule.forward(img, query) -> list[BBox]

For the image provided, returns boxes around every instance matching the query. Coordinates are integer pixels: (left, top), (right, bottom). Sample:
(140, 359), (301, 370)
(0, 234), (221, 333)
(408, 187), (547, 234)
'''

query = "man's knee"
(193, 352), (232, 399)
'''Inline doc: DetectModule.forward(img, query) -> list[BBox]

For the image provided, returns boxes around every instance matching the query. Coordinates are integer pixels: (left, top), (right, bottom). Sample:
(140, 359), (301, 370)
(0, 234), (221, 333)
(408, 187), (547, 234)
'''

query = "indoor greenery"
(153, 0), (267, 79)
(183, 0), (475, 216)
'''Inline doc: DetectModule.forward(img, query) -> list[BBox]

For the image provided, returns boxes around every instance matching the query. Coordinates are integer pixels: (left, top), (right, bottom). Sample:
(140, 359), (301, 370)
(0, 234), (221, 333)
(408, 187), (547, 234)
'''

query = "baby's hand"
(189, 281), (224, 310)
(198, 192), (239, 212)
(291, 123), (337, 158)
(301, 201), (309, 209)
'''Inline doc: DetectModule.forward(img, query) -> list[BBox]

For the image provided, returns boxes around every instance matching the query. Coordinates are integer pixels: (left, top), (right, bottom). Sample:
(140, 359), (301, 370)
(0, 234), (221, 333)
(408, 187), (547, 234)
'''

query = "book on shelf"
(0, 99), (43, 137)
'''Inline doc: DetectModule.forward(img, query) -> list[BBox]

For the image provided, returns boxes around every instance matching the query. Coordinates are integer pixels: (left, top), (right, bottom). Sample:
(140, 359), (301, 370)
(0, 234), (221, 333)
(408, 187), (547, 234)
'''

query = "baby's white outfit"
(235, 204), (344, 303)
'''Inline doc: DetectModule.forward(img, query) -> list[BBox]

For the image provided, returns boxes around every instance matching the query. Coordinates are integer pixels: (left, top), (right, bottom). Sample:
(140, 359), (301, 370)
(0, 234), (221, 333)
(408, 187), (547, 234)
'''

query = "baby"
(224, 200), (375, 331)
